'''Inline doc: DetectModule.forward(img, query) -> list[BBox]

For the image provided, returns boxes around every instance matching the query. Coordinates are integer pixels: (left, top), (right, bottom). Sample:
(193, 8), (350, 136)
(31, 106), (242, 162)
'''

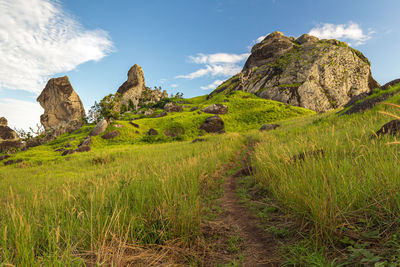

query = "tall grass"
(0, 133), (244, 265)
(252, 92), (400, 243)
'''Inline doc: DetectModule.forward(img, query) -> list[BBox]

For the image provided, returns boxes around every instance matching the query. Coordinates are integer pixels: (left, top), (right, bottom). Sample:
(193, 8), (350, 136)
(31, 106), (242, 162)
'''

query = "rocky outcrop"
(209, 31), (379, 113)
(0, 117), (21, 153)
(101, 130), (120, 139)
(201, 104), (228, 114)
(376, 120), (400, 136)
(117, 64), (168, 110)
(37, 76), (85, 132)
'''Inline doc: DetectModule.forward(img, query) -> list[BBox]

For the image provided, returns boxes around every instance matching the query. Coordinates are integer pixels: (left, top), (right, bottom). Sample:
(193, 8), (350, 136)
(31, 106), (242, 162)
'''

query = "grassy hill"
(2, 83), (400, 265)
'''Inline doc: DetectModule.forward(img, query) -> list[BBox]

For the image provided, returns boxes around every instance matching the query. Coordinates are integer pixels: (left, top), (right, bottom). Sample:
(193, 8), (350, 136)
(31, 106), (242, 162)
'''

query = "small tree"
(87, 101), (102, 123)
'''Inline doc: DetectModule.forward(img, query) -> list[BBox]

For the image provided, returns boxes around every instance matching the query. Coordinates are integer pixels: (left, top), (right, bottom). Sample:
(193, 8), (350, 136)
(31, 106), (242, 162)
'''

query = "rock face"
(117, 64), (168, 110)
(201, 104), (228, 114)
(0, 117), (21, 152)
(209, 31), (379, 113)
(199, 116), (225, 133)
(37, 76), (85, 132)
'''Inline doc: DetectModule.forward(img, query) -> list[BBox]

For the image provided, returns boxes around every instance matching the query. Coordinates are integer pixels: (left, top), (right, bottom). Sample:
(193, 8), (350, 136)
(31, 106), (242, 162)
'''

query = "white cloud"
(309, 22), (373, 46)
(189, 53), (249, 64)
(200, 80), (224, 90)
(0, 0), (113, 94)
(0, 98), (43, 130)
(170, 84), (179, 88)
(175, 52), (248, 80)
(256, 35), (266, 43)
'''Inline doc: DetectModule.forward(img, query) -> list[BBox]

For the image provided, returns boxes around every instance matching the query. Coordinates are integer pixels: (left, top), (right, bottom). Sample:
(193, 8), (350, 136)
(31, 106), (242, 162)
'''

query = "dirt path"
(220, 167), (280, 267)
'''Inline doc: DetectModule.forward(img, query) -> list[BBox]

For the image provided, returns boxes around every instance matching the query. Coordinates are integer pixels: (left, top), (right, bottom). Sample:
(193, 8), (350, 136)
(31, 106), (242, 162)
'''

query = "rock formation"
(0, 117), (22, 153)
(199, 116), (225, 133)
(117, 64), (168, 110)
(37, 76), (86, 132)
(209, 31), (379, 112)
(201, 104), (228, 114)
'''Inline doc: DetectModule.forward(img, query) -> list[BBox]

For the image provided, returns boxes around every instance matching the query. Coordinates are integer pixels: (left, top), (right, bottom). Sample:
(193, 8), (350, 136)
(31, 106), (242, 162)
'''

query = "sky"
(1, 0), (400, 130)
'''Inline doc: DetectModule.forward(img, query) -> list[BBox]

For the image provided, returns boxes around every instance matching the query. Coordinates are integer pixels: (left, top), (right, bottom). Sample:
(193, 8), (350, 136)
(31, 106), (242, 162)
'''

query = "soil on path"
(219, 166), (281, 267)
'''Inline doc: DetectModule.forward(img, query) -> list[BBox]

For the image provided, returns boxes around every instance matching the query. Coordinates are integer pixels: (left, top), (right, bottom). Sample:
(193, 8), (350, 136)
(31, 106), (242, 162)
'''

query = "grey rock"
(90, 119), (108, 136)
(201, 104), (228, 114)
(199, 116), (225, 133)
(155, 111), (167, 118)
(164, 102), (183, 112)
(148, 128), (158, 135)
(101, 130), (120, 139)
(259, 124), (280, 131)
(376, 120), (400, 136)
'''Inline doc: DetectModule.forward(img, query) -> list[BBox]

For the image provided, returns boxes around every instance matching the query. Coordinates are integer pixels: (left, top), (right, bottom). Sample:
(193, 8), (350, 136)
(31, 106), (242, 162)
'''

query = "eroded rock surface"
(209, 31), (379, 113)
(37, 76), (85, 132)
(0, 117), (21, 153)
(199, 116), (225, 133)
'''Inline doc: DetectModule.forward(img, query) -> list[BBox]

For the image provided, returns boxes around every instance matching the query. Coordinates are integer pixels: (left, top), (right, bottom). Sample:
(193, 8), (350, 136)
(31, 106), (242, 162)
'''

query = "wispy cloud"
(200, 79), (224, 90)
(175, 52), (249, 80)
(170, 84), (179, 88)
(0, 0), (114, 94)
(0, 98), (43, 130)
(309, 22), (373, 46)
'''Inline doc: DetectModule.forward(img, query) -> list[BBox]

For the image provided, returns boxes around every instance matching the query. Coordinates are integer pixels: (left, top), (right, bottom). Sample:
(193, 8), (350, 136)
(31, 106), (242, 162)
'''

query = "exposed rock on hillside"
(117, 64), (168, 110)
(90, 119), (108, 136)
(164, 102), (183, 112)
(201, 104), (228, 114)
(37, 76), (86, 132)
(209, 31), (379, 112)
(199, 116), (225, 133)
(259, 124), (280, 131)
(0, 117), (22, 153)
(376, 120), (400, 136)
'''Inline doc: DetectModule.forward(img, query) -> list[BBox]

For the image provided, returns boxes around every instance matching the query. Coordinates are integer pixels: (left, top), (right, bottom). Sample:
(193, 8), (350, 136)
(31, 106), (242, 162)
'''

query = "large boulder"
(37, 76), (85, 132)
(201, 104), (228, 114)
(116, 65), (168, 111)
(208, 31), (379, 113)
(90, 119), (108, 136)
(0, 117), (22, 153)
(376, 120), (400, 136)
(199, 116), (225, 133)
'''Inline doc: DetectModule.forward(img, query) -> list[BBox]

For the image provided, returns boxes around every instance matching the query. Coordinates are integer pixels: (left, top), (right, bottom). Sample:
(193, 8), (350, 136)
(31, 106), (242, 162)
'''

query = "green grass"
(251, 89), (400, 264)
(0, 133), (245, 265)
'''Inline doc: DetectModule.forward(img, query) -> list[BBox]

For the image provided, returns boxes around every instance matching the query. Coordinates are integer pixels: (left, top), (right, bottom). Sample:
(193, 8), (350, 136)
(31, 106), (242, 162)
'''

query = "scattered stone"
(37, 76), (86, 133)
(164, 102), (183, 112)
(190, 106), (199, 111)
(55, 148), (66, 152)
(65, 143), (71, 148)
(75, 145), (91, 153)
(201, 104), (228, 114)
(135, 130), (140, 134)
(113, 124), (124, 128)
(197, 111), (202, 114)
(164, 127), (185, 137)
(155, 111), (167, 118)
(208, 31), (379, 113)
(79, 136), (92, 147)
(0, 155), (10, 161)
(130, 122), (139, 128)
(101, 130), (120, 140)
(376, 120), (400, 136)
(90, 119), (108, 136)
(259, 124), (280, 131)
(192, 138), (205, 143)
(62, 150), (75, 156)
(148, 128), (158, 135)
(199, 116), (225, 133)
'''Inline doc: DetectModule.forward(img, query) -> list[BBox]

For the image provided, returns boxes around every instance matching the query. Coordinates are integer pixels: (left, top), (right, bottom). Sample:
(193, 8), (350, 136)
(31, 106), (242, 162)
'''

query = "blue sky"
(1, 0), (400, 130)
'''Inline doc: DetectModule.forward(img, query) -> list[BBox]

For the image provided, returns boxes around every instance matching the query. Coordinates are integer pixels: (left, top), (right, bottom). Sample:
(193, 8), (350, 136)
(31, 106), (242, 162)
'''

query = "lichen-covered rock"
(201, 104), (228, 114)
(199, 116), (225, 133)
(37, 76), (86, 131)
(0, 117), (21, 153)
(209, 31), (379, 113)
